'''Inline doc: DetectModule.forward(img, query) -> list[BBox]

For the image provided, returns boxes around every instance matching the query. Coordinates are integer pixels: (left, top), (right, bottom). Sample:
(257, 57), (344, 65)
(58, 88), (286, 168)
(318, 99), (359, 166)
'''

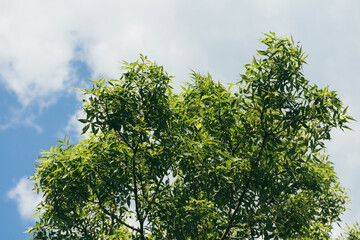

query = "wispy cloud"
(7, 177), (42, 221)
(0, 106), (43, 133)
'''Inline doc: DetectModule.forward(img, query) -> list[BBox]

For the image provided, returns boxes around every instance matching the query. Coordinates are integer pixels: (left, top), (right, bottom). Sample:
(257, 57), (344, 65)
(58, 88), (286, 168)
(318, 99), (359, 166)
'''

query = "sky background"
(1, 0), (359, 239)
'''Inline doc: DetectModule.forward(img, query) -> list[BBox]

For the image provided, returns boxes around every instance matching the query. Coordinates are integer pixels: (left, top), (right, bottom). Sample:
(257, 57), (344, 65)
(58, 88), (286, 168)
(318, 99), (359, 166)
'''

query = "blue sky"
(1, 1), (360, 238)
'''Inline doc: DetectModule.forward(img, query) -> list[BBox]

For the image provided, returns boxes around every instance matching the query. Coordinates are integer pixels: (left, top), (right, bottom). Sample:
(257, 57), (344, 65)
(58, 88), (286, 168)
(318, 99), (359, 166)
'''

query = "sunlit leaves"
(29, 33), (354, 239)
(336, 223), (360, 240)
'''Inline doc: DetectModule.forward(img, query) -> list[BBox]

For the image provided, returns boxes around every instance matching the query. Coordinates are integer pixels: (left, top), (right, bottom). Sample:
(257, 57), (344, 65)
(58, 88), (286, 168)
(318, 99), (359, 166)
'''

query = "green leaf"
(81, 124), (90, 134)
(78, 119), (88, 124)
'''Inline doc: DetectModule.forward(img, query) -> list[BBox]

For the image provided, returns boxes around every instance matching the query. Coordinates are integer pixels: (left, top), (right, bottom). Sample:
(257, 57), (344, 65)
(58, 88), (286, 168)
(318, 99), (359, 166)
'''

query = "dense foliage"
(29, 33), (355, 239)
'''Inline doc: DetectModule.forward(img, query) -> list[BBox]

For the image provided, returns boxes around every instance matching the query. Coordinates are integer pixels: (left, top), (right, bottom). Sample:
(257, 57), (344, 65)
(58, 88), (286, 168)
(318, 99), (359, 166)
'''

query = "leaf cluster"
(29, 34), (354, 239)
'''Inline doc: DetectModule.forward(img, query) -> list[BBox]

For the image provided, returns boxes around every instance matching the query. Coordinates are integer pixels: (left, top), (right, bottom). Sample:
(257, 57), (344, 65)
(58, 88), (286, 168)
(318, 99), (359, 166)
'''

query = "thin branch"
(220, 134), (268, 239)
(143, 171), (167, 221)
(131, 147), (146, 240)
(272, 118), (285, 135)
(99, 204), (140, 233)
(93, 186), (140, 233)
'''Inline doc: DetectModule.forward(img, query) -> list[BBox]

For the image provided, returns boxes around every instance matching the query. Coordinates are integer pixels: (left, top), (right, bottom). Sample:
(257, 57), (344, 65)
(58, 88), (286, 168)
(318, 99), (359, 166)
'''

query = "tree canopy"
(29, 33), (355, 239)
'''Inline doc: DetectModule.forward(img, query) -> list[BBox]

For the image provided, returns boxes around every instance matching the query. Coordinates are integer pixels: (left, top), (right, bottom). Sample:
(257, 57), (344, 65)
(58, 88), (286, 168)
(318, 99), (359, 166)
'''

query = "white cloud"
(1, 0), (359, 106)
(0, 1), (280, 106)
(0, 1), (74, 106)
(7, 177), (42, 221)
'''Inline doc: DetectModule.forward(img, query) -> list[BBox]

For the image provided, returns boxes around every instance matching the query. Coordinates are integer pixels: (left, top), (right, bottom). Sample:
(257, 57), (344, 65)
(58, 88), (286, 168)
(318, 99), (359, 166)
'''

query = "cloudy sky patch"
(7, 177), (42, 221)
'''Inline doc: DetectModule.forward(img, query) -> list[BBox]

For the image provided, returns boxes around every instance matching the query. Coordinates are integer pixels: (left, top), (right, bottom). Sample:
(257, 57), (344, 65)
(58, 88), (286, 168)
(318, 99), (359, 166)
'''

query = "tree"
(29, 33), (355, 239)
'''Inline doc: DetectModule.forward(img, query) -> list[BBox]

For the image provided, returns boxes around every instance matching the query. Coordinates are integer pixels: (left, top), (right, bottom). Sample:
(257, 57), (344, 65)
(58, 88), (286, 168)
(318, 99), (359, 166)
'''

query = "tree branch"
(99, 204), (140, 233)
(131, 147), (146, 240)
(220, 134), (267, 239)
(143, 171), (167, 221)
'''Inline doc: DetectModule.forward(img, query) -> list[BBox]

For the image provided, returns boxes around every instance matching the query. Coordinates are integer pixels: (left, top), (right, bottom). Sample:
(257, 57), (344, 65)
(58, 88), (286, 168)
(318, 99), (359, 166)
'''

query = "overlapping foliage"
(29, 33), (355, 239)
